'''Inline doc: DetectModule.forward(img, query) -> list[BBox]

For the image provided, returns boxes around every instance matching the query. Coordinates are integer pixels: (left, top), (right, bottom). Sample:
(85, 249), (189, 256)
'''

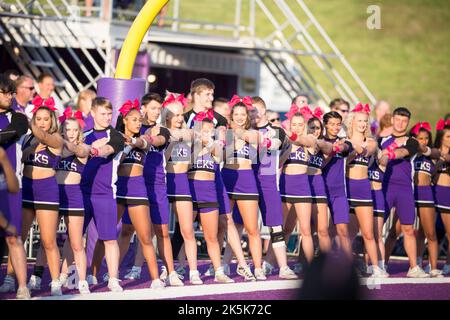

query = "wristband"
(387, 141), (399, 153)
(289, 132), (298, 142)
(423, 146), (431, 157)
(387, 149), (396, 160)
(333, 144), (342, 153)
(91, 147), (99, 157)
(131, 137), (137, 145)
(141, 138), (148, 149)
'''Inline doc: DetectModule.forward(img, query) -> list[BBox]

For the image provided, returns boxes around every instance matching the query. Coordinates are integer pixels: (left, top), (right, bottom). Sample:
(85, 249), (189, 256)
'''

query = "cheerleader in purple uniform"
(162, 93), (202, 285)
(113, 100), (164, 289)
(322, 111), (353, 257)
(433, 120), (450, 275)
(55, 108), (91, 293)
(345, 103), (388, 277)
(221, 96), (265, 280)
(409, 122), (443, 277)
(188, 115), (234, 283)
(21, 95), (64, 295)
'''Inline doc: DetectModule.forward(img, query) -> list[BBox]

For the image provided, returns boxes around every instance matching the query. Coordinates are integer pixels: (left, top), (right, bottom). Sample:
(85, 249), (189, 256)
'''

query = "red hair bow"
(436, 118), (450, 131)
(285, 104), (299, 120)
(162, 93), (189, 108)
(228, 95), (254, 110)
(30, 95), (57, 113)
(299, 106), (314, 120)
(312, 107), (323, 120)
(59, 107), (85, 128)
(193, 109), (214, 122)
(411, 121), (431, 135)
(351, 102), (371, 114)
(119, 99), (140, 117)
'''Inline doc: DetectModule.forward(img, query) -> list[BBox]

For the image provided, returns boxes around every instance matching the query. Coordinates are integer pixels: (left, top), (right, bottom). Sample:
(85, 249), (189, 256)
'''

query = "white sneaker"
(168, 271), (184, 287)
(27, 275), (42, 290)
(223, 263), (231, 276)
(442, 264), (450, 275)
(50, 280), (62, 296)
(0, 275), (16, 293)
(86, 275), (98, 285)
(78, 280), (91, 295)
(293, 263), (303, 275)
(371, 265), (389, 278)
(58, 273), (69, 288)
(16, 286), (31, 299)
(107, 278), (123, 292)
(254, 268), (267, 281)
(262, 261), (274, 275)
(150, 279), (166, 289)
(189, 270), (203, 285)
(203, 264), (215, 276)
(407, 266), (430, 278)
(279, 266), (298, 279)
(236, 265), (256, 281)
(429, 269), (444, 278)
(214, 269), (234, 283)
(124, 266), (142, 280)
(160, 266), (168, 281)
(102, 273), (109, 283)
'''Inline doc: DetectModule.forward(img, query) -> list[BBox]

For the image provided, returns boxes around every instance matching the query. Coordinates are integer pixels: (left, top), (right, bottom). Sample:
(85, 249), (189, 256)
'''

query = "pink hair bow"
(30, 95), (57, 113)
(436, 118), (450, 131)
(193, 109), (214, 122)
(119, 99), (140, 117)
(351, 102), (371, 114)
(162, 93), (189, 108)
(228, 95), (254, 110)
(58, 106), (85, 128)
(411, 122), (431, 135)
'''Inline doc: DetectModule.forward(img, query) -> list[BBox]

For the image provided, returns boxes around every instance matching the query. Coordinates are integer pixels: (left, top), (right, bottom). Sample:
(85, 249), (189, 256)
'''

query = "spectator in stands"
(377, 112), (393, 138)
(213, 97), (230, 124)
(266, 109), (281, 128)
(36, 73), (64, 115)
(12, 75), (35, 118)
(329, 98), (349, 138)
(370, 100), (390, 136)
(76, 89), (96, 131)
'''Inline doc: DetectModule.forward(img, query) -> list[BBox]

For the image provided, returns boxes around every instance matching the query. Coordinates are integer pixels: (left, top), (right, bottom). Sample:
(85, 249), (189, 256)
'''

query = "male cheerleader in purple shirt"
(81, 97), (125, 291)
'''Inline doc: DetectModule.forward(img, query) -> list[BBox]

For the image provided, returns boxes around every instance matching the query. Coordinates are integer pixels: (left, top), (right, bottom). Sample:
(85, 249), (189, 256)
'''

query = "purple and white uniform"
(368, 159), (386, 218)
(0, 109), (28, 233)
(413, 155), (435, 208)
(346, 144), (373, 211)
(322, 137), (351, 224)
(434, 161), (450, 214)
(380, 135), (418, 224)
(22, 135), (60, 211)
(307, 150), (327, 204)
(56, 154), (85, 216)
(166, 140), (192, 202)
(81, 126), (124, 240)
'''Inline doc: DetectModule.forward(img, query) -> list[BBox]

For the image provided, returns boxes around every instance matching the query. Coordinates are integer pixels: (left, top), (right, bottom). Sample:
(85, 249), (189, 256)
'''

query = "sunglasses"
(309, 126), (321, 130)
(269, 118), (280, 123)
(20, 86), (35, 91)
(0, 91), (14, 96)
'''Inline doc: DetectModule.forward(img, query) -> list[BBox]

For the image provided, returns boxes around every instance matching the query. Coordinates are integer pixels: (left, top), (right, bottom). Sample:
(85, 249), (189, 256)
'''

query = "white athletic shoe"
(214, 270), (235, 283)
(236, 265), (256, 281)
(27, 275), (42, 290)
(102, 273), (109, 283)
(160, 266), (168, 281)
(441, 264), (450, 275)
(150, 279), (166, 289)
(0, 275), (16, 293)
(254, 268), (267, 281)
(86, 275), (98, 285)
(16, 286), (31, 299)
(293, 263), (303, 275)
(370, 265), (389, 278)
(50, 280), (62, 296)
(429, 269), (444, 278)
(124, 266), (142, 280)
(78, 280), (91, 295)
(168, 271), (184, 287)
(223, 263), (231, 276)
(407, 266), (430, 278)
(189, 270), (203, 285)
(107, 278), (123, 292)
(203, 264), (215, 277)
(279, 266), (298, 280)
(58, 273), (69, 288)
(262, 261), (274, 275)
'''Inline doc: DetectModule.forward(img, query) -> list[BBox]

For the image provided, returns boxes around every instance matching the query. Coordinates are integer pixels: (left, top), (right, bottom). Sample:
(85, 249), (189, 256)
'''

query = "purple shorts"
(414, 185), (435, 208)
(308, 174), (327, 204)
(346, 178), (373, 209)
(216, 169), (230, 215)
(280, 173), (312, 203)
(256, 175), (283, 227)
(371, 189), (385, 218)
(83, 193), (118, 241)
(22, 176), (59, 211)
(1, 191), (23, 236)
(383, 183), (416, 225)
(166, 172), (192, 202)
(188, 179), (219, 214)
(434, 185), (450, 214)
(59, 184), (85, 216)
(221, 168), (259, 200)
(328, 196), (350, 225)
(116, 175), (149, 206)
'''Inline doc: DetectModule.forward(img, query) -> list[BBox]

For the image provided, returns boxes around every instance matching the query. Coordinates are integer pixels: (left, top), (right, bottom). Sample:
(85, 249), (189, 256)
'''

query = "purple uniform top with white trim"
(56, 154), (85, 175)
(414, 155), (434, 176)
(368, 159), (384, 183)
(22, 135), (60, 170)
(307, 150), (325, 169)
(81, 126), (124, 196)
(189, 151), (216, 173)
(322, 137), (350, 197)
(253, 123), (286, 179)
